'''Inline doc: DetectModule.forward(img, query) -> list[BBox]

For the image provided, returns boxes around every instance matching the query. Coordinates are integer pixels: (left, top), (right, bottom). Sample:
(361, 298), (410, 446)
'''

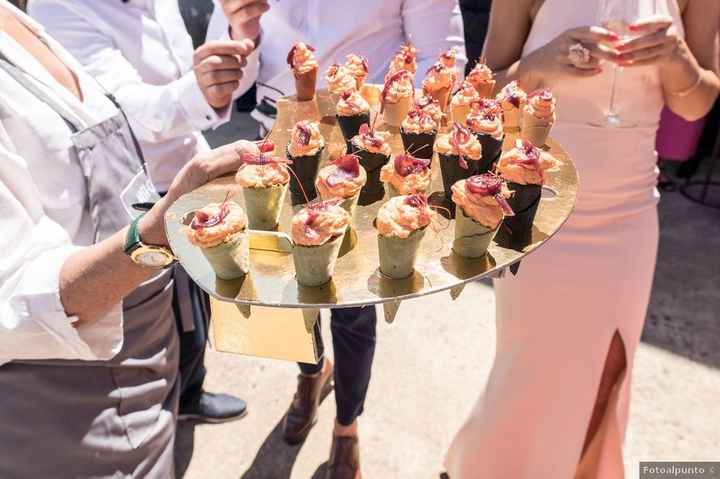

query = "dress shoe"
(282, 358), (334, 444)
(326, 435), (361, 479)
(178, 391), (247, 423)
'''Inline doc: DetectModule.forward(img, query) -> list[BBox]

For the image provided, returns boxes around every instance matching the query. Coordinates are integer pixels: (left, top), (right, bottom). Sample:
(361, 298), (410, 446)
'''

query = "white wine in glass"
(594, 0), (657, 128)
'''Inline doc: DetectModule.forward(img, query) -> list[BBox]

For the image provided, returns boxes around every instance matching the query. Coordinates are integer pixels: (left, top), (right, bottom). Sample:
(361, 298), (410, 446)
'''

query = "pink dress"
(446, 1), (684, 477)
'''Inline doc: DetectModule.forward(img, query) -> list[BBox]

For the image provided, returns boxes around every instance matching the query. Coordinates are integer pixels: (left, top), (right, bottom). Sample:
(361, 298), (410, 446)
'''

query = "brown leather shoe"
(326, 435), (361, 479)
(282, 358), (333, 445)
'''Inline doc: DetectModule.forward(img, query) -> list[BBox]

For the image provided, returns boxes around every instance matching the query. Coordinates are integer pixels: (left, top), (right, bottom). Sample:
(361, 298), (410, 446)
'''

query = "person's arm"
(484, 0), (616, 93)
(208, 0), (264, 99)
(658, 0), (720, 120)
(28, 0), (251, 143)
(402, 0), (467, 86)
(0, 124), (258, 361)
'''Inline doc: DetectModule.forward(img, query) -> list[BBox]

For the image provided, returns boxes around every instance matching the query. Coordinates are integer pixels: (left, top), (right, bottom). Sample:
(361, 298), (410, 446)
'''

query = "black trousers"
(173, 271), (210, 406)
(298, 306), (378, 426)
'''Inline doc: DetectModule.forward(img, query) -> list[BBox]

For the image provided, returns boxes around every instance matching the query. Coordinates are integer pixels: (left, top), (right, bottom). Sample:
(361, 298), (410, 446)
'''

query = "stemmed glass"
(594, 0), (657, 128)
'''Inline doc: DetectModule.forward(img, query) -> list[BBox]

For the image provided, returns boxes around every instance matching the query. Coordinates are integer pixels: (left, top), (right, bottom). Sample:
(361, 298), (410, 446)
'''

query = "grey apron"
(0, 56), (179, 478)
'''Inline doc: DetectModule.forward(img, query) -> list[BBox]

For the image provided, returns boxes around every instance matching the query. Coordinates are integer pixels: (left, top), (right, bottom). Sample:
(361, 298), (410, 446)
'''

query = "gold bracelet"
(669, 72), (703, 97)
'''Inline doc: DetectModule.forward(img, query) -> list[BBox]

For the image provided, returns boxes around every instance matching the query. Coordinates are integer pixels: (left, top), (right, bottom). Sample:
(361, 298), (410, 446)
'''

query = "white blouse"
(29, 0), (233, 192)
(0, 2), (123, 364)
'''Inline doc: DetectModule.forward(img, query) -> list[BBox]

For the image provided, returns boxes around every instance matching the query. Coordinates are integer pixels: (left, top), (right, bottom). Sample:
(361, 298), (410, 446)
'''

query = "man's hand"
(193, 40), (254, 109)
(218, 0), (270, 43)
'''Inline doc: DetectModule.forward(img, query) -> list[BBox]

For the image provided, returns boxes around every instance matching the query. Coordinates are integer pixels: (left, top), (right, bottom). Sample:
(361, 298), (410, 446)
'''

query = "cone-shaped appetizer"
(387, 43), (417, 79)
(451, 174), (514, 258)
(344, 53), (369, 90)
(315, 154), (367, 219)
(497, 139), (558, 246)
(439, 47), (457, 69)
(496, 80), (527, 130)
(350, 123), (392, 205)
(376, 194), (434, 279)
(325, 63), (357, 103)
(336, 90), (371, 142)
(235, 140), (291, 231)
(521, 89), (556, 147)
(381, 69), (414, 128)
(381, 153), (431, 197)
(286, 120), (325, 205)
(400, 106), (438, 160)
(291, 199), (350, 287)
(422, 61), (456, 112)
(414, 94), (446, 128)
(186, 199), (250, 280)
(450, 80), (481, 125)
(287, 42), (318, 101)
(434, 122), (483, 199)
(466, 98), (505, 171)
(466, 59), (496, 98)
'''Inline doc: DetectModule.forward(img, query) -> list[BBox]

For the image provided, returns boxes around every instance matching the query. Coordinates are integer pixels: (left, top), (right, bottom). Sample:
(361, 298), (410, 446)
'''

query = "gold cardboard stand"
(209, 298), (320, 363)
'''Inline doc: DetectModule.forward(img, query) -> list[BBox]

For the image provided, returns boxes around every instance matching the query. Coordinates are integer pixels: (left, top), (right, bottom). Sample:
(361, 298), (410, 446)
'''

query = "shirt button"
(205, 115), (211, 121)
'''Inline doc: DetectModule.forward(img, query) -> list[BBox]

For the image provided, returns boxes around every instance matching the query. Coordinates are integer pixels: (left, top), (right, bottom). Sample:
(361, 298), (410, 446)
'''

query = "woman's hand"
(612, 16), (683, 68)
(518, 26), (621, 89)
(139, 140), (261, 246)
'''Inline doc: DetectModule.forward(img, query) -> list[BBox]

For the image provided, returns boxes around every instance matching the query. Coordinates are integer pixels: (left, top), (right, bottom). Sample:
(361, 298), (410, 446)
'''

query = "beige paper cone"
(521, 110), (554, 147)
(452, 206), (500, 258)
(451, 103), (472, 125)
(243, 183), (288, 231)
(382, 95), (412, 128)
(293, 233), (345, 287)
(469, 79), (496, 98)
(338, 191), (361, 220)
(502, 105), (523, 130)
(385, 182), (427, 198)
(201, 231), (250, 280)
(294, 68), (318, 102)
(427, 86), (451, 112)
(377, 228), (426, 279)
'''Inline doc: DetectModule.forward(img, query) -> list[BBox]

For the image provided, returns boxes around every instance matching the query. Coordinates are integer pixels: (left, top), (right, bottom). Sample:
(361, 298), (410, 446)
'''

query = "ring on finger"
(568, 42), (591, 67)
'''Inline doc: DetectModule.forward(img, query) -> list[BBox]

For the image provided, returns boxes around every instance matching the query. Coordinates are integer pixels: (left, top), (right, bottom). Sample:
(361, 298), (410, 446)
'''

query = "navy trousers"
(298, 306), (378, 426)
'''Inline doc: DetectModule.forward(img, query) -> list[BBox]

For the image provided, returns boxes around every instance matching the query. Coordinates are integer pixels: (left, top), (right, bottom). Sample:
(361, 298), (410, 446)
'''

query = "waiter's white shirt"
(0, 2), (123, 364)
(29, 0), (232, 191)
(207, 0), (466, 110)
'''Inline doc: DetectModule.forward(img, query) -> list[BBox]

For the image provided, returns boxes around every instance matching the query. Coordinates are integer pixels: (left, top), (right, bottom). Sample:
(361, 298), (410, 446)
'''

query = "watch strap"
(124, 212), (145, 255)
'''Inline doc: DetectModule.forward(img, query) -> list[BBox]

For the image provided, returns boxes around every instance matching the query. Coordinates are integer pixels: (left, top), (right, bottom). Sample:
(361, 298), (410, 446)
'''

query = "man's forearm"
(58, 205), (168, 326)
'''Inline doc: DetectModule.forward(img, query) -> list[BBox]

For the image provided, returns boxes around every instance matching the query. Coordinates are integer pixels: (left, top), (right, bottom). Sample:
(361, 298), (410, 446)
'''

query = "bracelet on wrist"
(668, 72), (703, 98)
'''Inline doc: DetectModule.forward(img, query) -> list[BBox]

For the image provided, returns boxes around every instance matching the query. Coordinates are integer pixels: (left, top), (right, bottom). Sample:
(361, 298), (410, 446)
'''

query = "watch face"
(136, 249), (173, 268)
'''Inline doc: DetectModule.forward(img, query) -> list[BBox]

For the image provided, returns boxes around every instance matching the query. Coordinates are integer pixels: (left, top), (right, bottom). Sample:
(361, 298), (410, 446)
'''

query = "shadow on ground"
(174, 421), (197, 478)
(238, 418), (304, 479)
(643, 185), (720, 370)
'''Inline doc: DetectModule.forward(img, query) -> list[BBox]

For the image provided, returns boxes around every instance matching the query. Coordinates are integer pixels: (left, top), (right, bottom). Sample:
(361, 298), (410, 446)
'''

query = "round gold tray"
(165, 87), (578, 309)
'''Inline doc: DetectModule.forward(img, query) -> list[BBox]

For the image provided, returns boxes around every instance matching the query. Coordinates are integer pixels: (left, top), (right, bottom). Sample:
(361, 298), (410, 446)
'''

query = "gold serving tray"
(164, 86), (577, 362)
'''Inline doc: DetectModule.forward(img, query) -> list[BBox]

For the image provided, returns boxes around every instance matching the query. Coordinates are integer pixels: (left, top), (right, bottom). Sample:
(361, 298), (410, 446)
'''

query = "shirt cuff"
(7, 245), (124, 361)
(175, 71), (232, 131)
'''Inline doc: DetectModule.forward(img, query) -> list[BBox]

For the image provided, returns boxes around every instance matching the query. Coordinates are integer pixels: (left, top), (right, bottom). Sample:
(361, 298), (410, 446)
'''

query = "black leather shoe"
(178, 391), (248, 423)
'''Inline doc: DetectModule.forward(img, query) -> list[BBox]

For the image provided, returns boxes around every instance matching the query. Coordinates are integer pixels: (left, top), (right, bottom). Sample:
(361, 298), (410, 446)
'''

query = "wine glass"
(593, 0), (657, 128)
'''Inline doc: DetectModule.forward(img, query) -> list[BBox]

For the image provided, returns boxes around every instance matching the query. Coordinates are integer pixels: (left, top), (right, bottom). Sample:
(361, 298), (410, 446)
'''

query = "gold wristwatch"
(123, 213), (175, 268)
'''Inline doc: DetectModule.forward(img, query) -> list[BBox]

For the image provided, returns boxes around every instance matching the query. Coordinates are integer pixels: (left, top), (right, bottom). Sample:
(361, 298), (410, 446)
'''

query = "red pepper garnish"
(358, 123), (385, 148)
(326, 63), (342, 80)
(340, 91), (360, 111)
(405, 193), (428, 209)
(326, 154), (361, 187)
(303, 199), (343, 237)
(466, 174), (515, 216)
(287, 42), (315, 69)
(191, 194), (232, 230)
(394, 154), (430, 177)
(451, 122), (472, 170)
(380, 69), (412, 113)
(296, 123), (312, 146)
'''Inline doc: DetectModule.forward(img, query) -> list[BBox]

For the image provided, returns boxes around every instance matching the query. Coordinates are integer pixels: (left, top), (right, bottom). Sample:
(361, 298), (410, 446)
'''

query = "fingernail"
(608, 32), (621, 40)
(628, 24), (640, 31)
